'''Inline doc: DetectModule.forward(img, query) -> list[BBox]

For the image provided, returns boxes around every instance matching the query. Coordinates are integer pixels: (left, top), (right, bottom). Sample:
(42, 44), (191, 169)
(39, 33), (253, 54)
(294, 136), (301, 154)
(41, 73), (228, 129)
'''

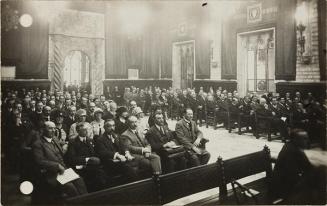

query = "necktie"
(58, 128), (62, 140)
(188, 122), (192, 132)
(99, 124), (102, 135)
(160, 127), (165, 135)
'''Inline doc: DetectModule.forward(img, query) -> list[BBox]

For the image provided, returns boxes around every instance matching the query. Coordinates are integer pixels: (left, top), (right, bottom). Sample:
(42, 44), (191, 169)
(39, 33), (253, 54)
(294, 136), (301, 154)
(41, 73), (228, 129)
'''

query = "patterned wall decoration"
(247, 3), (262, 24)
(2, 4), (20, 32)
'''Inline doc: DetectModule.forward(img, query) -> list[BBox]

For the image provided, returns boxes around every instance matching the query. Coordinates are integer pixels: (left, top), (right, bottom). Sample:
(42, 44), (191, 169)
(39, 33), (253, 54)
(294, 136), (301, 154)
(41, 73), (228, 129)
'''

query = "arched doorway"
(63, 50), (91, 93)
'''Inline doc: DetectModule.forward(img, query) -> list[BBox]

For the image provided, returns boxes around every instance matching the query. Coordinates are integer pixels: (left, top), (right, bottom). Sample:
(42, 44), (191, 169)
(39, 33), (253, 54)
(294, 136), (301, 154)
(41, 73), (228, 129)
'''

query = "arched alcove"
(48, 9), (105, 95)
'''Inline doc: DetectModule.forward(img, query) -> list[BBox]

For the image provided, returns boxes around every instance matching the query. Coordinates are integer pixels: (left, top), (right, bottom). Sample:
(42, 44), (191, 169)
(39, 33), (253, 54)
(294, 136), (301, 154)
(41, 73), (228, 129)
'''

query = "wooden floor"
(1, 116), (285, 205)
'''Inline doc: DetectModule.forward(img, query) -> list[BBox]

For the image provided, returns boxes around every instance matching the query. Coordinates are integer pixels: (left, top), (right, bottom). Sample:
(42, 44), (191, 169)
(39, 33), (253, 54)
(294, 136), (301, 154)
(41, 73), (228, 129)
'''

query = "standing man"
(121, 116), (162, 175)
(32, 121), (88, 197)
(175, 108), (210, 167)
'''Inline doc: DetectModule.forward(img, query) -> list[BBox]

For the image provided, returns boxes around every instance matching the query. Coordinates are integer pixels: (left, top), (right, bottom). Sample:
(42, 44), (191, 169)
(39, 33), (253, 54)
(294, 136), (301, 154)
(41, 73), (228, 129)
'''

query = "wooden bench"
(158, 162), (222, 204)
(66, 178), (158, 205)
(218, 146), (274, 205)
(66, 147), (275, 205)
(66, 161), (223, 205)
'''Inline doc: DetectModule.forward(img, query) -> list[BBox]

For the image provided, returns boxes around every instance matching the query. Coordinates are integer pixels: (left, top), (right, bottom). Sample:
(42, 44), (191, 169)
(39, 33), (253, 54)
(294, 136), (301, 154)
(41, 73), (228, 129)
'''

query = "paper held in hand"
(57, 168), (80, 185)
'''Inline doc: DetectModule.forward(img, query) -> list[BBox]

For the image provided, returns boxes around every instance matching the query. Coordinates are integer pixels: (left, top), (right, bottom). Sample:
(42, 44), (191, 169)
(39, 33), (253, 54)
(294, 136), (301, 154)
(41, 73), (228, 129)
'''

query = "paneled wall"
(1, 79), (51, 92)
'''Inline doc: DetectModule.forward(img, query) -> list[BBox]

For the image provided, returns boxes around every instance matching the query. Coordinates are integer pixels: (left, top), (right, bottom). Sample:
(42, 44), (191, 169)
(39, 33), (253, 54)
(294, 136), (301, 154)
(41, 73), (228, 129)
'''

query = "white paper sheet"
(57, 168), (80, 185)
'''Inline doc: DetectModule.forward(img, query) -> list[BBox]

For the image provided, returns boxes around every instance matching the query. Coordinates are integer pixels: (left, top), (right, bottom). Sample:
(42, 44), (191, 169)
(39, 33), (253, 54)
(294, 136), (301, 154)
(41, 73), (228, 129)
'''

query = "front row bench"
(66, 146), (277, 205)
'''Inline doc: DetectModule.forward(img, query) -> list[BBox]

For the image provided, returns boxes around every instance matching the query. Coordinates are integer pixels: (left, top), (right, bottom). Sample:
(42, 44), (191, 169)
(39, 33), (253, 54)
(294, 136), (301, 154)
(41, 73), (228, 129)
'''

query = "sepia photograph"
(1, 0), (326, 205)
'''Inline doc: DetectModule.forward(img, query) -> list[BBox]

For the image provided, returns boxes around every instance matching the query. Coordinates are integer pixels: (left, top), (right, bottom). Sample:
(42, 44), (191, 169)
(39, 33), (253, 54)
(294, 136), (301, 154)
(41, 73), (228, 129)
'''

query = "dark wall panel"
(1, 79), (51, 92)
(276, 82), (326, 101)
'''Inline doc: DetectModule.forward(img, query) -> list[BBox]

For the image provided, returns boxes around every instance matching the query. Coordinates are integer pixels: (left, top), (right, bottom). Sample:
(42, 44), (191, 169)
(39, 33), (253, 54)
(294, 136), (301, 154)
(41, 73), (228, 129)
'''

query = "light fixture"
(295, 1), (311, 64)
(20, 181), (34, 195)
(19, 14), (33, 27)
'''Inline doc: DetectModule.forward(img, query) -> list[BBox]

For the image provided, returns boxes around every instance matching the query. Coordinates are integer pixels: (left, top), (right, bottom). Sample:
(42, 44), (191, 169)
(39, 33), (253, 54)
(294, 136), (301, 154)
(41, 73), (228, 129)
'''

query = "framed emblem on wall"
(247, 3), (262, 24)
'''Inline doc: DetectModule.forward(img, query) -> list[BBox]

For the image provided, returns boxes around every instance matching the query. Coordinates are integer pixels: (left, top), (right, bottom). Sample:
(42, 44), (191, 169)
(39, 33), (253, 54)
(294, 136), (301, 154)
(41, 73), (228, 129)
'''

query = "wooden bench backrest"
(220, 146), (272, 184)
(159, 162), (222, 204)
(66, 178), (158, 205)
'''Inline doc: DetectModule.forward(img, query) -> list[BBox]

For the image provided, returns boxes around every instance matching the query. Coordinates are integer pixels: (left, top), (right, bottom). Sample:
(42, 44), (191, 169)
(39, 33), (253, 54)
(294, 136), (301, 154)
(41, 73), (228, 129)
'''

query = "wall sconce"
(295, 1), (311, 64)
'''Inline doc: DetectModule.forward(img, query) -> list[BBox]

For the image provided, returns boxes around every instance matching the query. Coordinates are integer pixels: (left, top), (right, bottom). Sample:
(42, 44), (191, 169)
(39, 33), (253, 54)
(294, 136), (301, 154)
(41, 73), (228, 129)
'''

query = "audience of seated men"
(66, 122), (109, 192)
(95, 120), (139, 184)
(120, 116), (162, 175)
(1, 86), (326, 202)
(175, 108), (211, 167)
(146, 113), (187, 173)
(32, 121), (88, 198)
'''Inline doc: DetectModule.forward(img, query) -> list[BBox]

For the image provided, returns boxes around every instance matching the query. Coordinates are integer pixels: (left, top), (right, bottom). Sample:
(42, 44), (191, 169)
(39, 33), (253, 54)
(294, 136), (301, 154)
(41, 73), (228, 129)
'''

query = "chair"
(205, 106), (217, 129)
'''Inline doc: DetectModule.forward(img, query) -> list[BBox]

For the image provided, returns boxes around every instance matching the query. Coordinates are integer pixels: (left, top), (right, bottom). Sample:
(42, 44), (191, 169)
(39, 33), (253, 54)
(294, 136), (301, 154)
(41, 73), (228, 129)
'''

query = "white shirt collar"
(155, 124), (162, 131)
(184, 118), (190, 124)
(79, 136), (86, 142)
(44, 136), (52, 143)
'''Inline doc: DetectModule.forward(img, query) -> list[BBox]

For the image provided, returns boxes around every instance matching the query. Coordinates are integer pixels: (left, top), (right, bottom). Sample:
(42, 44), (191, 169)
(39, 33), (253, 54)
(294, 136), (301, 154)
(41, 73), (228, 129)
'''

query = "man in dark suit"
(256, 98), (288, 141)
(95, 119), (138, 184)
(175, 108), (210, 167)
(146, 113), (186, 173)
(121, 116), (162, 175)
(66, 122), (109, 192)
(269, 129), (324, 204)
(30, 101), (45, 127)
(63, 106), (76, 135)
(32, 121), (88, 198)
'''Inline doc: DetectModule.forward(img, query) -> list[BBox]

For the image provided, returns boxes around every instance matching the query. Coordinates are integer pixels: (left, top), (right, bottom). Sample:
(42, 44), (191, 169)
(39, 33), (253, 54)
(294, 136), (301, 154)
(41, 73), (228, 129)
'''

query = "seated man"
(175, 108), (210, 167)
(269, 129), (325, 204)
(121, 116), (162, 175)
(32, 121), (88, 198)
(256, 98), (289, 141)
(95, 119), (138, 184)
(146, 113), (186, 173)
(66, 122), (109, 192)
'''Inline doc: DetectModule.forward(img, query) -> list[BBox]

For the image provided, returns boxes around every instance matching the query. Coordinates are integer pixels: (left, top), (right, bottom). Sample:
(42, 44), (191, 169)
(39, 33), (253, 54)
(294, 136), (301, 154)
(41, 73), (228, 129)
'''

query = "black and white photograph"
(1, 0), (326, 205)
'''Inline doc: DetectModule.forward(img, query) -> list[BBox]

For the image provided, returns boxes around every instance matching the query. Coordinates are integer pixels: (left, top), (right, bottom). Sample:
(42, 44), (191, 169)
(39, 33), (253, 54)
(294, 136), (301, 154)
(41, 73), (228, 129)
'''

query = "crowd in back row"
(1, 86), (325, 199)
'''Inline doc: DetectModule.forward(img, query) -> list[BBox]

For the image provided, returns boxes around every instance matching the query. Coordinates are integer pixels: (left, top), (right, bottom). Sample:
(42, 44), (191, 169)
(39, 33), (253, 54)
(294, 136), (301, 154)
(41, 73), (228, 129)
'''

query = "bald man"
(33, 121), (87, 198)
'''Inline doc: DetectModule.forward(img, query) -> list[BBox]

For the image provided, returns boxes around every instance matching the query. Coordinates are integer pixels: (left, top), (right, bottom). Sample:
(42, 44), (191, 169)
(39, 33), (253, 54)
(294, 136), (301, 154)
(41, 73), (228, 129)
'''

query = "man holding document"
(146, 113), (186, 173)
(33, 121), (87, 198)
(175, 108), (211, 167)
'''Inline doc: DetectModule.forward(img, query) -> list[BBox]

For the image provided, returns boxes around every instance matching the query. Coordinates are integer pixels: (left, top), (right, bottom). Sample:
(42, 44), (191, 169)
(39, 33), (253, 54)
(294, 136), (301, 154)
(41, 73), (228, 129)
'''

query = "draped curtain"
(275, 0), (297, 80)
(2, 1), (49, 79)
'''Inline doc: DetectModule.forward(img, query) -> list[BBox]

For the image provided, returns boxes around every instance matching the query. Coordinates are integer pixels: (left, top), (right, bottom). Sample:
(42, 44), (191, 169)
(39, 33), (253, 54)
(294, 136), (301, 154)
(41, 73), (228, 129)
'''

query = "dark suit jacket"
(270, 142), (313, 199)
(115, 119), (128, 135)
(175, 119), (203, 150)
(66, 137), (96, 167)
(121, 129), (149, 155)
(33, 136), (66, 184)
(145, 125), (175, 154)
(63, 116), (76, 134)
(95, 132), (123, 163)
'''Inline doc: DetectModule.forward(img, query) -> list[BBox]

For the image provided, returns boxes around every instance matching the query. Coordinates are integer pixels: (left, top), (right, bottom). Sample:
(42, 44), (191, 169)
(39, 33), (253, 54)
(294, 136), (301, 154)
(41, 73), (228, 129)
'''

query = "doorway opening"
(237, 28), (275, 96)
(172, 40), (195, 89)
(63, 50), (90, 92)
